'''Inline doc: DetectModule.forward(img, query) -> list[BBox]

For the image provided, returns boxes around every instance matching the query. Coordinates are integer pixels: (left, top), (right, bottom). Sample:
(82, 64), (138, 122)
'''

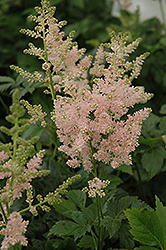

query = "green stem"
(0, 203), (7, 225)
(12, 117), (19, 161)
(42, 20), (55, 100)
(96, 195), (105, 250)
(19, 199), (47, 214)
(90, 228), (98, 250)
(5, 202), (10, 216)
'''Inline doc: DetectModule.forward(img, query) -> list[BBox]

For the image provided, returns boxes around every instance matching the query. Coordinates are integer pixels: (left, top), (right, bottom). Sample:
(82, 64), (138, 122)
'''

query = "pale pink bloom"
(82, 177), (110, 198)
(0, 151), (9, 163)
(0, 212), (29, 249)
(51, 32), (152, 171)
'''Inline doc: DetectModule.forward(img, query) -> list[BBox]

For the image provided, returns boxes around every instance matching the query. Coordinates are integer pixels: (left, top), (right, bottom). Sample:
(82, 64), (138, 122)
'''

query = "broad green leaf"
(141, 114), (160, 138)
(22, 124), (44, 139)
(48, 220), (79, 237)
(66, 190), (86, 208)
(118, 164), (133, 175)
(52, 237), (77, 250)
(77, 235), (95, 250)
(82, 205), (97, 225)
(155, 196), (166, 248)
(102, 196), (137, 237)
(141, 146), (166, 179)
(125, 208), (165, 248)
(102, 174), (123, 189)
(106, 196), (137, 219)
(68, 211), (87, 225)
(73, 223), (91, 240)
(101, 216), (121, 237)
(138, 136), (161, 146)
(119, 223), (135, 249)
(53, 198), (78, 219)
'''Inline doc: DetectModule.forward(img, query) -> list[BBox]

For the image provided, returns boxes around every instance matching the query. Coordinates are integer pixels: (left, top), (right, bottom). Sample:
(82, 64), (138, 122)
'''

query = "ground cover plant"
(1, 0), (166, 249)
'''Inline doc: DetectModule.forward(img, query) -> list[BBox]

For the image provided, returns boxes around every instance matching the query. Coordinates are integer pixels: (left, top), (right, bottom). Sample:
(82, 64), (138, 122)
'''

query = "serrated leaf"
(68, 211), (87, 225)
(73, 223), (91, 240)
(106, 196), (137, 219)
(0, 83), (13, 92)
(53, 198), (78, 219)
(48, 220), (78, 237)
(101, 216), (121, 237)
(141, 146), (166, 179)
(0, 76), (15, 83)
(81, 205), (97, 224)
(119, 223), (135, 249)
(118, 164), (133, 175)
(66, 190), (86, 208)
(102, 196), (137, 237)
(125, 208), (165, 248)
(155, 196), (166, 248)
(77, 235), (95, 249)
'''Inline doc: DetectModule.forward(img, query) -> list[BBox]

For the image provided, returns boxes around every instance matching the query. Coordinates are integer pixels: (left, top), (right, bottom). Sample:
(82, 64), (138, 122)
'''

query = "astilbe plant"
(0, 89), (80, 249)
(7, 0), (154, 249)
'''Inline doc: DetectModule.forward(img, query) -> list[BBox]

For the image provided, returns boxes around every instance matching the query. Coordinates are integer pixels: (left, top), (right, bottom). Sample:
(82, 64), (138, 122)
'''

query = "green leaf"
(48, 220), (79, 237)
(73, 223), (91, 241)
(160, 104), (166, 115)
(141, 146), (166, 179)
(159, 117), (166, 134)
(141, 114), (160, 138)
(119, 223), (135, 249)
(101, 216), (121, 237)
(0, 76), (15, 83)
(81, 205), (97, 225)
(125, 208), (165, 248)
(155, 196), (166, 248)
(102, 196), (137, 237)
(77, 235), (95, 249)
(138, 136), (161, 146)
(118, 164), (133, 175)
(102, 174), (123, 189)
(53, 198), (78, 219)
(66, 190), (86, 208)
(69, 211), (87, 225)
(0, 83), (13, 92)
(48, 215), (90, 240)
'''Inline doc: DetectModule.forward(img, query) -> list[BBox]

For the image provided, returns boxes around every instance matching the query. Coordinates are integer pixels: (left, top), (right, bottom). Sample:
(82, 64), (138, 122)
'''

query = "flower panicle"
(82, 177), (110, 198)
(10, 65), (43, 84)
